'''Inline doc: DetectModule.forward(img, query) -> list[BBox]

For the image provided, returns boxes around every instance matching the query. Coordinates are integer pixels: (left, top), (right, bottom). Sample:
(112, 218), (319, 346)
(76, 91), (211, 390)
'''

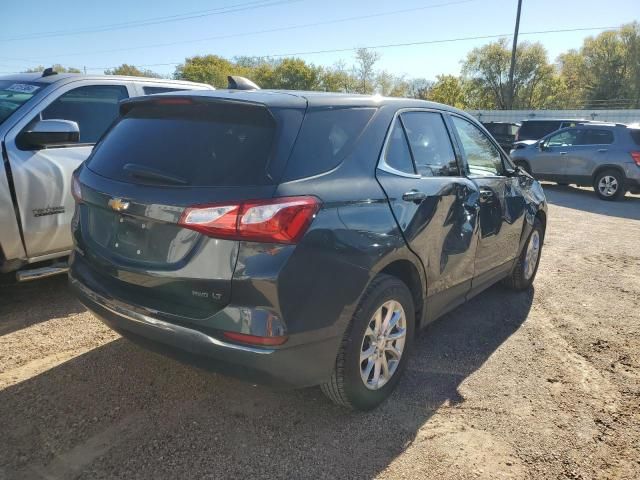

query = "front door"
(532, 128), (581, 180)
(448, 114), (527, 294)
(376, 110), (481, 321)
(3, 82), (130, 258)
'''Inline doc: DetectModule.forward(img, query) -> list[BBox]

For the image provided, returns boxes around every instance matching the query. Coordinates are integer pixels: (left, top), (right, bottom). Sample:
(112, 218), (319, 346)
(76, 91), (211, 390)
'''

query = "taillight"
(631, 151), (640, 167)
(178, 196), (320, 244)
(71, 174), (83, 203)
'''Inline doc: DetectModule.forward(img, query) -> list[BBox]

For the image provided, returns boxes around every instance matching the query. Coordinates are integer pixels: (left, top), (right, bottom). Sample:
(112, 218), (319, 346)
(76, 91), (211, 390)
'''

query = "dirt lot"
(0, 185), (638, 480)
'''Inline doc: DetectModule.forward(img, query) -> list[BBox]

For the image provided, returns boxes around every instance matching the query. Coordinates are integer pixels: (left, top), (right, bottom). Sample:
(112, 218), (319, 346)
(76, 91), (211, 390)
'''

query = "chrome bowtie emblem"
(108, 197), (130, 212)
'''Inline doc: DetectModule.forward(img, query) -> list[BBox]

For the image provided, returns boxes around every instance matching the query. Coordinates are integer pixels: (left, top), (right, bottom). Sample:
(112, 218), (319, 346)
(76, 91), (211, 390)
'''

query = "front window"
(0, 80), (45, 125)
(546, 129), (578, 147)
(452, 116), (504, 176)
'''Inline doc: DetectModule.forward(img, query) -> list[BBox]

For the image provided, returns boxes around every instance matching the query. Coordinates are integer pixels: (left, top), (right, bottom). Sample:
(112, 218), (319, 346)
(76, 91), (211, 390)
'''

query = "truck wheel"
(594, 169), (624, 201)
(503, 218), (544, 291)
(321, 274), (415, 411)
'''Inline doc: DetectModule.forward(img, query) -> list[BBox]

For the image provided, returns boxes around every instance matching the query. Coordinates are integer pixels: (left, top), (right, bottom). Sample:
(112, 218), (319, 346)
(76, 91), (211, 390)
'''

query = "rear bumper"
(69, 274), (341, 388)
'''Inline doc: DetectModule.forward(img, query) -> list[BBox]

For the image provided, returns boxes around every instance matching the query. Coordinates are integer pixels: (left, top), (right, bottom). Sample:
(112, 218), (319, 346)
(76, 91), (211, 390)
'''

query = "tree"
(23, 64), (81, 74)
(353, 48), (380, 94)
(321, 61), (357, 92)
(426, 75), (466, 108)
(557, 50), (587, 108)
(268, 58), (323, 90)
(462, 39), (558, 110)
(174, 55), (244, 88)
(104, 64), (161, 78)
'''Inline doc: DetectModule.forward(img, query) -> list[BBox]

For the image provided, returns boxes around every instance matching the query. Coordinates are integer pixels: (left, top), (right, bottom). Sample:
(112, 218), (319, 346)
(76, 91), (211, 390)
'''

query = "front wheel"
(594, 169), (625, 201)
(503, 218), (544, 291)
(321, 274), (415, 411)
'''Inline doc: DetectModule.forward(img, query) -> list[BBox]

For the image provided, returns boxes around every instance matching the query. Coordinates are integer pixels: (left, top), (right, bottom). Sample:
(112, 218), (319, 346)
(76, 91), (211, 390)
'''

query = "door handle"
(479, 189), (494, 203)
(402, 190), (427, 204)
(597, 149), (608, 153)
(559, 152), (568, 155)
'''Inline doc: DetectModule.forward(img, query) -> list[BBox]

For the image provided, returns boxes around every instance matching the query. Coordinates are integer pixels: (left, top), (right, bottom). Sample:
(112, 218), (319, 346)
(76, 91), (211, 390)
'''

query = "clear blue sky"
(2, 0), (638, 79)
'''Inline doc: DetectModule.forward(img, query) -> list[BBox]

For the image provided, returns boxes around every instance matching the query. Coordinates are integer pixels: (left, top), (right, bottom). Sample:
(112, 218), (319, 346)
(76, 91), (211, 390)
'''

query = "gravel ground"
(0, 184), (638, 480)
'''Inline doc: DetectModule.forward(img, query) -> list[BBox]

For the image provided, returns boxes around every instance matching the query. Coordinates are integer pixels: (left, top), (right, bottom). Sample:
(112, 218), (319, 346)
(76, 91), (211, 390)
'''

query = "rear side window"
(630, 129), (640, 146)
(284, 108), (375, 180)
(87, 102), (276, 186)
(42, 85), (128, 143)
(518, 121), (561, 140)
(143, 86), (188, 95)
(400, 112), (458, 177)
(580, 129), (614, 145)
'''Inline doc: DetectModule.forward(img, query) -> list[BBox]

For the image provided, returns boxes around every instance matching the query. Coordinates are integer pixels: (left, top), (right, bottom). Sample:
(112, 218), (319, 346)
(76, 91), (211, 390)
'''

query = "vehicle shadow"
(542, 183), (640, 221)
(0, 284), (533, 479)
(0, 275), (85, 336)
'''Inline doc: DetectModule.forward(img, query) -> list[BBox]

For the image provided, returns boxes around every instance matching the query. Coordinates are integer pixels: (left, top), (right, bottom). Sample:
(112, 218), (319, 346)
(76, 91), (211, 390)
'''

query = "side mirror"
(18, 119), (80, 149)
(538, 141), (546, 151)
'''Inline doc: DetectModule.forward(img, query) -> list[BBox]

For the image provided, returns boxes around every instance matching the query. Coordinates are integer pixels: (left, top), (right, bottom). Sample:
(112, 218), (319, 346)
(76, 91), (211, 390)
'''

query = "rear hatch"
(74, 94), (306, 321)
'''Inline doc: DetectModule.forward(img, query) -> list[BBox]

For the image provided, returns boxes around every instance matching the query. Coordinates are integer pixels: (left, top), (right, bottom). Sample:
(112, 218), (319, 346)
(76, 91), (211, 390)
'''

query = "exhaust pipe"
(16, 264), (69, 282)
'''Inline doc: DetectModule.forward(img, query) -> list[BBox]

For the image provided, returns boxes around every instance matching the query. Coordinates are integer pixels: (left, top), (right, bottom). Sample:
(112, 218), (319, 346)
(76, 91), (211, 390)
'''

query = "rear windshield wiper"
(123, 163), (188, 185)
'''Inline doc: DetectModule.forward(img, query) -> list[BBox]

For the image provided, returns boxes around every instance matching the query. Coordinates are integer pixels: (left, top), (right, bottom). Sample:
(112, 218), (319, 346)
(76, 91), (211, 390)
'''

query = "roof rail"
(227, 76), (260, 90)
(41, 67), (58, 78)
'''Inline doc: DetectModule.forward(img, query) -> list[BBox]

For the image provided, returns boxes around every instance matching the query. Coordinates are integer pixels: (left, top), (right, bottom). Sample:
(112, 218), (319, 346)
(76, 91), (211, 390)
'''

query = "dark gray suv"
(511, 123), (640, 200)
(69, 90), (547, 410)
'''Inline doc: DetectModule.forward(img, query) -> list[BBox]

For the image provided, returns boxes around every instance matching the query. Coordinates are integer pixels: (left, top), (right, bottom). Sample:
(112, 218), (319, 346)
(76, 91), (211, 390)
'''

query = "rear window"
(629, 129), (640, 146)
(143, 86), (188, 95)
(87, 101), (276, 187)
(283, 107), (376, 180)
(518, 121), (562, 140)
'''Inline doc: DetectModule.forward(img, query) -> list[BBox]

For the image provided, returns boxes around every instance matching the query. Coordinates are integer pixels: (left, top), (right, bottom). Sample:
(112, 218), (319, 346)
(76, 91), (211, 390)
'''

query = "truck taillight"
(178, 196), (320, 244)
(71, 175), (83, 203)
(631, 151), (640, 167)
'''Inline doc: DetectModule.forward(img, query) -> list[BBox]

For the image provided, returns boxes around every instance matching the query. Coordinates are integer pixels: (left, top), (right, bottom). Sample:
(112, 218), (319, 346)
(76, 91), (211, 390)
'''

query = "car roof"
(0, 72), (210, 88)
(521, 118), (587, 123)
(139, 88), (470, 116)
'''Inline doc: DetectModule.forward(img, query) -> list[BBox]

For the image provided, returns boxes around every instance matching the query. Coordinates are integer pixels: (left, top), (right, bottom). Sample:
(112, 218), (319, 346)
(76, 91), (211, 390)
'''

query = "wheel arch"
(592, 164), (626, 183)
(376, 257), (426, 330)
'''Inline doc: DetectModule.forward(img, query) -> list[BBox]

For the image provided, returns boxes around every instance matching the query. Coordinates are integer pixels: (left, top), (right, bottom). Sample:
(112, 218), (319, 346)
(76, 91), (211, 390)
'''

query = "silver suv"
(510, 123), (640, 200)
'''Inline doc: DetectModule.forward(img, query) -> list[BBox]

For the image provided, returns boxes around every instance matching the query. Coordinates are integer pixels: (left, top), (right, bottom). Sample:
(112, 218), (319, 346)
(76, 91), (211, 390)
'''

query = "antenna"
(227, 76), (260, 90)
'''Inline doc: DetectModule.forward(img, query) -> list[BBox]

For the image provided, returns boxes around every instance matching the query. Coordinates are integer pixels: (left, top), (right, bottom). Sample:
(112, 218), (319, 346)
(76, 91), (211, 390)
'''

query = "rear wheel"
(321, 274), (415, 410)
(503, 218), (544, 291)
(594, 169), (625, 201)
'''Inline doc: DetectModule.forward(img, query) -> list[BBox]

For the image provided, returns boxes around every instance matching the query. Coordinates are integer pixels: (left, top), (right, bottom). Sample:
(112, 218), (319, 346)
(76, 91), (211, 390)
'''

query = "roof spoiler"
(227, 76), (260, 90)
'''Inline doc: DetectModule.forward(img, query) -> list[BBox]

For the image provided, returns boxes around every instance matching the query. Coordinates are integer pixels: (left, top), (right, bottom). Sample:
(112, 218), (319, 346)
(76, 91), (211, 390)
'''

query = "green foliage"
(104, 64), (161, 78)
(23, 64), (81, 74)
(426, 75), (466, 108)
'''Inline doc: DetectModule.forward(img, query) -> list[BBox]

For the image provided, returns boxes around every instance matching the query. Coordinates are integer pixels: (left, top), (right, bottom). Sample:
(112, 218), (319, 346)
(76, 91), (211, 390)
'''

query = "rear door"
(376, 109), (480, 320)
(564, 128), (615, 179)
(448, 114), (526, 293)
(3, 81), (132, 258)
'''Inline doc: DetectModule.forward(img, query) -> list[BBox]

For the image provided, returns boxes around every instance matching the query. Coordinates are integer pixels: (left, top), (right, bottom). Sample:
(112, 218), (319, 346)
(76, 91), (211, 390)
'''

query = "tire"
(503, 218), (544, 291)
(515, 161), (531, 175)
(593, 169), (625, 201)
(321, 274), (415, 411)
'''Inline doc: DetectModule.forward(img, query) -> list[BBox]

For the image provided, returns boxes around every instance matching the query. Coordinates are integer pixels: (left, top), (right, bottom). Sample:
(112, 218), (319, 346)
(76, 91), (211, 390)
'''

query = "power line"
(42, 0), (477, 59)
(81, 25), (620, 71)
(0, 0), (304, 42)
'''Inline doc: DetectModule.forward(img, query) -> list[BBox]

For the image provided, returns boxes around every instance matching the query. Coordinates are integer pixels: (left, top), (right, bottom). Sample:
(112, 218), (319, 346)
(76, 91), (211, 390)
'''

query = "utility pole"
(507, 0), (523, 110)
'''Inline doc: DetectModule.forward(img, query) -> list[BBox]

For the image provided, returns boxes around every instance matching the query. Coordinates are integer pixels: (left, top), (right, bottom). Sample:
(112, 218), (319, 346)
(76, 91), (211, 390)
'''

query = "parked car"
(69, 89), (547, 410)
(0, 69), (212, 281)
(482, 121), (520, 152)
(510, 123), (640, 200)
(514, 118), (584, 142)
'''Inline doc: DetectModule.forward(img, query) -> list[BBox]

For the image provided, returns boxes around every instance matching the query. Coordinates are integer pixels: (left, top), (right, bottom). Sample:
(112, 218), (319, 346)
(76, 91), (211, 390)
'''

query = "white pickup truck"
(0, 70), (212, 281)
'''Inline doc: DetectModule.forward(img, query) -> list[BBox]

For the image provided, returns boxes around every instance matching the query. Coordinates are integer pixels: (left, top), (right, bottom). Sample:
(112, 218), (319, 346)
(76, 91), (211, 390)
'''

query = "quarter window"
(41, 85), (128, 143)
(383, 118), (415, 175)
(400, 112), (458, 177)
(452, 116), (504, 176)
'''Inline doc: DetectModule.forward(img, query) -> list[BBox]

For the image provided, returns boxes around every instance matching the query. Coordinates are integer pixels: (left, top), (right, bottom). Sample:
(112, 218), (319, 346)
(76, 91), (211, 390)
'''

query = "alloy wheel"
(598, 175), (619, 197)
(360, 300), (407, 390)
(524, 230), (541, 280)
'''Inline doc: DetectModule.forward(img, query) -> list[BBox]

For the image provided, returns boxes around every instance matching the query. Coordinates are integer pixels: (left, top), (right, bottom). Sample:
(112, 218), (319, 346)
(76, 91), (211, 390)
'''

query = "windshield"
(0, 80), (44, 125)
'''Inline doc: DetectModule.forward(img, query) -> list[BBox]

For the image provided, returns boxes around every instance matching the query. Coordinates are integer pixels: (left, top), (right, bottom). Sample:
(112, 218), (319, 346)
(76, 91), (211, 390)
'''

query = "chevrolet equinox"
(69, 89), (547, 410)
